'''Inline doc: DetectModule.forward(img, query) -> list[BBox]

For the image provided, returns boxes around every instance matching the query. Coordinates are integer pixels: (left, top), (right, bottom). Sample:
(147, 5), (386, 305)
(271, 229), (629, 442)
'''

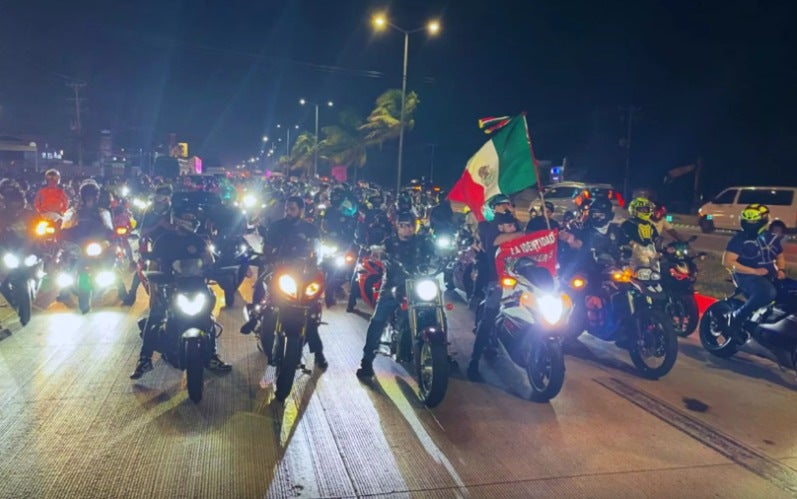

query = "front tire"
(78, 289), (92, 314)
(275, 333), (303, 402)
(185, 339), (204, 403)
(629, 309), (678, 379)
(14, 282), (32, 326)
(527, 339), (566, 402)
(699, 300), (742, 358)
(415, 341), (449, 408)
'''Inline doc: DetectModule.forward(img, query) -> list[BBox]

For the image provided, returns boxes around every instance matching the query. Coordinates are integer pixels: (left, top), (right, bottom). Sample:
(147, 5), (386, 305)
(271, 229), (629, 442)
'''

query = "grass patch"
(694, 252), (735, 299)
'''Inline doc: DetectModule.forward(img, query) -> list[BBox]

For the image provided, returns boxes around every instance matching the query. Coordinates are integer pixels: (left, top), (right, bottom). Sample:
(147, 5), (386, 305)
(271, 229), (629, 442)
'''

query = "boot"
(356, 359), (374, 379)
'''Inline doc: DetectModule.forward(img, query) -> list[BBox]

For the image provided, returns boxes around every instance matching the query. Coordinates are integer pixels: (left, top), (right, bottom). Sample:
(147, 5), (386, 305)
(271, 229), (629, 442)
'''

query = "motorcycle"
(444, 229), (479, 306)
(143, 258), (222, 403)
(699, 277), (797, 370)
(660, 236), (705, 337)
(244, 257), (325, 402)
(209, 235), (253, 308)
(0, 230), (44, 326)
(351, 246), (384, 309)
(318, 240), (356, 307)
(379, 259), (450, 408)
(493, 261), (571, 401)
(568, 252), (679, 379)
(56, 234), (127, 314)
(31, 215), (61, 272)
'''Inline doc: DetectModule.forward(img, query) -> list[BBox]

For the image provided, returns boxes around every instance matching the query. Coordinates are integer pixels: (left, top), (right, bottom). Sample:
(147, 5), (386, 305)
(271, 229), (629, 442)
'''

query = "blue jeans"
(735, 274), (777, 321)
(362, 292), (399, 364)
(470, 281), (501, 365)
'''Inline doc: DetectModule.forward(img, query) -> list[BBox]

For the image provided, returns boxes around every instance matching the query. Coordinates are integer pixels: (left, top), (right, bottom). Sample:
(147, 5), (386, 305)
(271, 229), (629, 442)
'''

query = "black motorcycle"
(379, 259), (450, 407)
(492, 260), (571, 401)
(568, 252), (679, 379)
(660, 236), (705, 337)
(144, 258), (223, 403)
(244, 257), (325, 402)
(209, 234), (253, 308)
(699, 277), (797, 370)
(443, 229), (479, 306)
(0, 230), (44, 326)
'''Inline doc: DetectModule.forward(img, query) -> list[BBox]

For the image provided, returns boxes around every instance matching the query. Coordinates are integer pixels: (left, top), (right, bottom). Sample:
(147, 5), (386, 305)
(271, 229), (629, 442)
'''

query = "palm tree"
(359, 89), (420, 146)
(283, 131), (316, 175)
(319, 110), (368, 170)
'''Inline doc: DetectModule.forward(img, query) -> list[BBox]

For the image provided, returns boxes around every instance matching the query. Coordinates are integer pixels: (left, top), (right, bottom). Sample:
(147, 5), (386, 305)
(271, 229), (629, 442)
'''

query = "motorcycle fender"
(420, 326), (447, 344)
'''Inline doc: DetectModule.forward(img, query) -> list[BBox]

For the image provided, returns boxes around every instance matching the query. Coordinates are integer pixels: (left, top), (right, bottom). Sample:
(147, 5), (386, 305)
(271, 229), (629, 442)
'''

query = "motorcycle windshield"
(173, 258), (204, 277)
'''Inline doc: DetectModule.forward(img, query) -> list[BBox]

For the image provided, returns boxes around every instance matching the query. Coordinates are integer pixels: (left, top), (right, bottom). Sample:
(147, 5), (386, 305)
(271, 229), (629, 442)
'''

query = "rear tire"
(527, 339), (565, 402)
(629, 309), (678, 379)
(78, 289), (92, 315)
(415, 341), (449, 408)
(185, 339), (204, 403)
(670, 294), (700, 337)
(699, 300), (741, 358)
(275, 333), (303, 402)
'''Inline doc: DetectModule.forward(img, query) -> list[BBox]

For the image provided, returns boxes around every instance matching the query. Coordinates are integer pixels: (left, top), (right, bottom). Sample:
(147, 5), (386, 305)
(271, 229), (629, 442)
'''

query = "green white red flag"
(447, 114), (539, 221)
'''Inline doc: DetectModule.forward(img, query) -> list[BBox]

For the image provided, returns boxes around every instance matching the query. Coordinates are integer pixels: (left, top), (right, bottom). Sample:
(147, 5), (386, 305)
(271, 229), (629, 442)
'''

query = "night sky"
(1, 0), (796, 201)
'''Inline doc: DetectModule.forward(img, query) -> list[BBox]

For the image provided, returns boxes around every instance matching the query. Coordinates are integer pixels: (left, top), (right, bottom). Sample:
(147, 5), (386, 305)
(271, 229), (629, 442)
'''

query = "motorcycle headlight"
(56, 273), (75, 288)
(85, 242), (103, 257)
(278, 274), (298, 298)
(24, 255), (38, 267)
(334, 255), (346, 267)
(319, 243), (338, 259)
(537, 294), (565, 325)
(95, 271), (116, 288)
(435, 236), (453, 249)
(35, 220), (51, 236)
(305, 281), (322, 298)
(176, 293), (208, 316)
(3, 253), (20, 269)
(133, 198), (148, 210)
(415, 279), (438, 301)
(242, 194), (257, 208)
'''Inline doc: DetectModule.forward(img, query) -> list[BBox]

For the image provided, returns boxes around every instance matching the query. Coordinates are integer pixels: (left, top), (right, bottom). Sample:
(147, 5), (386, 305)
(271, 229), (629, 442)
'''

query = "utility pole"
(66, 82), (87, 167)
(619, 106), (639, 201)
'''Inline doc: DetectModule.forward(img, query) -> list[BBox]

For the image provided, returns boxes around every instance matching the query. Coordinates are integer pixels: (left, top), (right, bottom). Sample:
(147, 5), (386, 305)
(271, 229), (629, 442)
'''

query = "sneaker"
(356, 361), (374, 379)
(466, 362), (484, 383)
(206, 354), (232, 372)
(240, 316), (258, 335)
(130, 358), (153, 380)
(346, 304), (356, 313)
(314, 352), (329, 370)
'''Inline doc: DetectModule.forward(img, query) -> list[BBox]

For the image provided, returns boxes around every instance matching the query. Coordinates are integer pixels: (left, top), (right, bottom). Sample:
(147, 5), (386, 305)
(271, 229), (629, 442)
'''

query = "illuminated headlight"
(176, 293), (208, 316)
(538, 294), (564, 325)
(3, 253), (20, 269)
(56, 273), (75, 288)
(24, 255), (38, 267)
(415, 279), (438, 301)
(121, 186), (130, 197)
(95, 271), (116, 288)
(278, 274), (298, 298)
(85, 242), (103, 257)
(133, 198), (149, 210)
(334, 255), (346, 267)
(319, 243), (338, 259)
(243, 194), (257, 208)
(305, 281), (322, 297)
(209, 244), (216, 254)
(435, 236), (452, 249)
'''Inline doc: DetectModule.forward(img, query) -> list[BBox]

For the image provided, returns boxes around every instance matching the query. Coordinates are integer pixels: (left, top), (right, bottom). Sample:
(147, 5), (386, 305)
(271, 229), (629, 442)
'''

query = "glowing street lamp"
(371, 13), (441, 193)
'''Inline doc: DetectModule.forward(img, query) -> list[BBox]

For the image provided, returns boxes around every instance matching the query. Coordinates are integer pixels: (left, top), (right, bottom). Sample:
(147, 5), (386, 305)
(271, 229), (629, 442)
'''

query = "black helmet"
(395, 211), (416, 227)
(397, 192), (413, 211)
(587, 197), (614, 228)
(488, 194), (512, 209)
(79, 180), (100, 204)
(171, 203), (199, 233)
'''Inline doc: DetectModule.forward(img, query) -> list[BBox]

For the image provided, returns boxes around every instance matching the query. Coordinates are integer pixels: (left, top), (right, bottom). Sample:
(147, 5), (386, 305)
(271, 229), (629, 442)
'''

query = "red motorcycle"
(353, 248), (384, 308)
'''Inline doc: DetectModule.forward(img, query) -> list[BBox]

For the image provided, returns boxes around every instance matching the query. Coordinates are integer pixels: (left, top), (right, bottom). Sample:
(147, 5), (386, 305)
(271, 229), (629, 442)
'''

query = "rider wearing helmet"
(130, 202), (232, 379)
(650, 204), (683, 242)
(34, 169), (70, 216)
(61, 180), (113, 235)
(0, 183), (37, 236)
(621, 197), (659, 246)
(723, 204), (790, 337)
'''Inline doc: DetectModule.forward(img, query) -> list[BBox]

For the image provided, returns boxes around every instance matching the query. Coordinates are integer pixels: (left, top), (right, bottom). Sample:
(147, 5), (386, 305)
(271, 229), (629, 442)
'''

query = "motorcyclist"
(122, 184), (174, 305)
(525, 201), (560, 232)
(356, 211), (437, 379)
(563, 197), (621, 276)
(320, 187), (358, 306)
(723, 204), (795, 338)
(620, 197), (660, 271)
(242, 195), (328, 369)
(130, 203), (232, 379)
(33, 169), (70, 217)
(467, 207), (525, 382)
(650, 204), (684, 242)
(470, 194), (515, 317)
(61, 180), (114, 236)
(0, 183), (37, 237)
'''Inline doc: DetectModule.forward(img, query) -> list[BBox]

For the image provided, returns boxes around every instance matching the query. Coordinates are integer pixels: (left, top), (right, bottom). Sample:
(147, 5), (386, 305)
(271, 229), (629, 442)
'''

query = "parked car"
(541, 182), (626, 222)
(698, 186), (797, 232)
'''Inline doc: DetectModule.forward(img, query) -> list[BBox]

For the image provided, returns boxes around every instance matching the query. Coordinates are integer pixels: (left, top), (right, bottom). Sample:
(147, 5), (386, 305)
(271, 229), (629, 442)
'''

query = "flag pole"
(521, 112), (550, 230)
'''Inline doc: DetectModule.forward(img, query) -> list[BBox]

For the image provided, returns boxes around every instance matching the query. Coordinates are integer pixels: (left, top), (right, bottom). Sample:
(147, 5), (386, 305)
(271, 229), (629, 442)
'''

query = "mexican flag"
(447, 114), (538, 221)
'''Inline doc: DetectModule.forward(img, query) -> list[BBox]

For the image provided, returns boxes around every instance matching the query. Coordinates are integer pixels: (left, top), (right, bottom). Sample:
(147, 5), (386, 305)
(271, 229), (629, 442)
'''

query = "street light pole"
(313, 103), (319, 178)
(397, 31), (409, 195)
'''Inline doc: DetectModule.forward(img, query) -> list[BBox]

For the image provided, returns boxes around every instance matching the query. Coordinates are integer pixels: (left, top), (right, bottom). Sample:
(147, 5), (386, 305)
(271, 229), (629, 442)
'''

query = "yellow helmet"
(740, 203), (769, 234)
(628, 197), (654, 221)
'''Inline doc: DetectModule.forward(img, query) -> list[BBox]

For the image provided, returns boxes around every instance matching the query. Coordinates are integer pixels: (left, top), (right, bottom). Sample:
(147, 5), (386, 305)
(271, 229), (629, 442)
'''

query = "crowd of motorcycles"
(2, 173), (796, 408)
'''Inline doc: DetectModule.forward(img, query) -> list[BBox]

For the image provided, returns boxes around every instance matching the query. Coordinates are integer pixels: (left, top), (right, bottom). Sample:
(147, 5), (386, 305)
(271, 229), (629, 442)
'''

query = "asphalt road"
(2, 274), (797, 498)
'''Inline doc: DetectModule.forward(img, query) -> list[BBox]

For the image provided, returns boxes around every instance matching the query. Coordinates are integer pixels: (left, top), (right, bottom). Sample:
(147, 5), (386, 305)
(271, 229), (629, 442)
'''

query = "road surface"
(2, 275), (797, 498)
